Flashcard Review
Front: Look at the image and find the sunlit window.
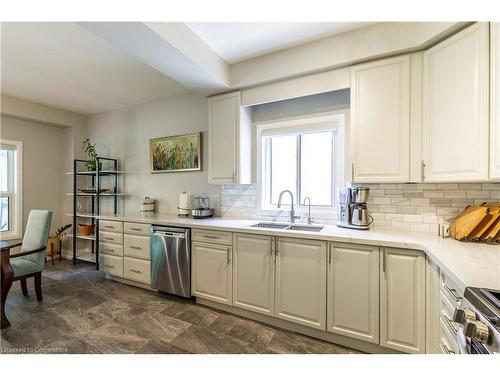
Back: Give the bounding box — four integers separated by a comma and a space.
0, 140, 22, 239
257, 113, 345, 213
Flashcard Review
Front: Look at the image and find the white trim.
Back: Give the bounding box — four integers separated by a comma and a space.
255, 111, 347, 220
0, 139, 23, 240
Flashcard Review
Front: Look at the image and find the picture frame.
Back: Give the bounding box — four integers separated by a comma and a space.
149, 132, 201, 173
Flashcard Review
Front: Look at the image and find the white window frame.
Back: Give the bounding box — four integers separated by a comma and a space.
255, 111, 347, 220
0, 139, 23, 240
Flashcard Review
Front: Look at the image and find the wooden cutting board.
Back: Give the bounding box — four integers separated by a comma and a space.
468, 206, 500, 240
481, 215, 500, 242
449, 205, 489, 240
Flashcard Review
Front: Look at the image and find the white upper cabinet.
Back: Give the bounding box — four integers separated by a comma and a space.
327, 243, 380, 344
350, 55, 410, 183
491, 23, 500, 180
275, 237, 327, 330
422, 23, 489, 182
208, 91, 253, 184
380, 248, 426, 354
232, 233, 275, 316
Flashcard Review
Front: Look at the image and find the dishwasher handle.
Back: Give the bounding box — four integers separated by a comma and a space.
153, 231, 186, 239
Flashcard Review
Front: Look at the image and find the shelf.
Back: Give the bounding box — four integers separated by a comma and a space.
66, 170, 126, 176
66, 192, 127, 196
68, 234, 96, 241
66, 213, 96, 218
76, 251, 96, 264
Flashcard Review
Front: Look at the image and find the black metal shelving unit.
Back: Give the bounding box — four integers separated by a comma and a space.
70, 157, 123, 269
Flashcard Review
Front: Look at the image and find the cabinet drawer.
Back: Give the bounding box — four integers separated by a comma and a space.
124, 257, 151, 285
124, 222, 151, 236
99, 220, 123, 233
440, 316, 459, 354
100, 254, 123, 277
192, 229, 232, 245
99, 231, 123, 245
124, 234, 150, 260
99, 242, 123, 257
440, 270, 463, 307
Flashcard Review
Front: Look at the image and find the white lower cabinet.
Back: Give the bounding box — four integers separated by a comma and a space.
275, 237, 327, 330
232, 233, 275, 316
192, 241, 232, 305
380, 248, 426, 354
124, 257, 151, 284
327, 243, 380, 344
100, 253, 123, 278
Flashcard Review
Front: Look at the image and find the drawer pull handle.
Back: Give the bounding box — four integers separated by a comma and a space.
130, 228, 142, 231
444, 284, 462, 303
104, 265, 115, 269
443, 314, 458, 335
130, 269, 142, 274
130, 246, 142, 250
104, 248, 115, 253
105, 237, 115, 241
442, 343, 455, 354
203, 235, 218, 239
103, 225, 114, 229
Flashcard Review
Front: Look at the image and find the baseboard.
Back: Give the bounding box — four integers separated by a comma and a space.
197, 298, 401, 354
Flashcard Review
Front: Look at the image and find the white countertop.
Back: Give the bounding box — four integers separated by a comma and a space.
97, 213, 500, 291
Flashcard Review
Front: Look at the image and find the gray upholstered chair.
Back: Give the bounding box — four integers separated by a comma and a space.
10, 210, 52, 301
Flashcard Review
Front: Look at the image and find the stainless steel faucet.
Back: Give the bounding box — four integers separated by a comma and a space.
277, 190, 300, 223
303, 196, 314, 224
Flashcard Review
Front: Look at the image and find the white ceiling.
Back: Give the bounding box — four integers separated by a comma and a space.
1, 22, 189, 115
186, 22, 373, 63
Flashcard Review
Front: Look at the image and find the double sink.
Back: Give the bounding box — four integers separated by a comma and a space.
251, 222, 324, 232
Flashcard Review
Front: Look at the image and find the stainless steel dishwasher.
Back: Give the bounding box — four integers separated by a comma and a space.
151, 226, 191, 297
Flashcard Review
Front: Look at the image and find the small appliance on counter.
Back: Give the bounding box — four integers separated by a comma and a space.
140, 196, 156, 217
337, 187, 373, 230
191, 193, 214, 219
177, 191, 190, 217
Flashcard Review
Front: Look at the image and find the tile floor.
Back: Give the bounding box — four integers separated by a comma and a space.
0, 259, 360, 354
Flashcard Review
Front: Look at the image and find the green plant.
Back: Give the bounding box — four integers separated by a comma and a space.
51, 224, 72, 238
82, 138, 98, 171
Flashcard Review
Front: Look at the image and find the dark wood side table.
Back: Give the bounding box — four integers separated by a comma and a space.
0, 241, 20, 329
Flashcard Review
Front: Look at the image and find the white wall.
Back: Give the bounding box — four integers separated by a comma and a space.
0, 116, 68, 235
87, 93, 220, 214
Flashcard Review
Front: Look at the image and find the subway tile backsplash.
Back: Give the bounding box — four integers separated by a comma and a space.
220, 182, 500, 233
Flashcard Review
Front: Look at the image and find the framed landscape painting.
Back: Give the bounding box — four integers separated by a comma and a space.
149, 133, 201, 173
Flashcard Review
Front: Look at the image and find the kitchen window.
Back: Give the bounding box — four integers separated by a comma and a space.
256, 112, 346, 215
0, 139, 23, 240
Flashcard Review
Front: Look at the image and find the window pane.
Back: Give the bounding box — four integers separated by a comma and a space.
0, 150, 8, 192
270, 135, 297, 205
0, 196, 9, 232
300, 131, 333, 206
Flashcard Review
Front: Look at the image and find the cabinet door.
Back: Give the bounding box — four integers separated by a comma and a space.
423, 22, 489, 182
233, 233, 275, 316
191, 241, 232, 305
327, 243, 379, 344
275, 238, 327, 330
208, 92, 239, 184
351, 55, 410, 182
491, 23, 500, 180
380, 248, 426, 354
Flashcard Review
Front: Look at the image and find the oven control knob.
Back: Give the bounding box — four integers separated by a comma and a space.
453, 308, 476, 324
464, 320, 489, 344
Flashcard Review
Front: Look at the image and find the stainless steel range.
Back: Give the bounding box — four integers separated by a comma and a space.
453, 287, 500, 354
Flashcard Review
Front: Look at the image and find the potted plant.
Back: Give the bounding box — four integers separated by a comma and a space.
47, 224, 72, 259
82, 138, 100, 171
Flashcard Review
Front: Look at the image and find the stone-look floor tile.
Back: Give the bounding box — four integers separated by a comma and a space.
266, 330, 359, 354
44, 337, 102, 354
126, 310, 192, 343
162, 301, 220, 328
134, 338, 190, 354
170, 326, 259, 354
83, 322, 151, 354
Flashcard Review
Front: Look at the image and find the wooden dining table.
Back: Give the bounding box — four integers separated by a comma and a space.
1, 240, 21, 329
